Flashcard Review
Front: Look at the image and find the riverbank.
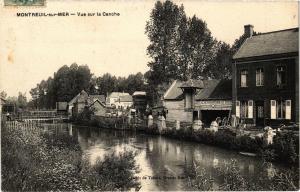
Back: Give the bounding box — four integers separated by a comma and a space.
74, 115, 299, 166
1, 122, 140, 191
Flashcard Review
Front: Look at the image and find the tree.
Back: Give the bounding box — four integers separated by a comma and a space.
185, 16, 216, 79
30, 63, 93, 109
0, 91, 7, 99
145, 0, 186, 85
96, 73, 117, 96
17, 92, 27, 109
203, 42, 233, 79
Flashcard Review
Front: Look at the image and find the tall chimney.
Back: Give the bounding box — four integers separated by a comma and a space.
244, 24, 254, 38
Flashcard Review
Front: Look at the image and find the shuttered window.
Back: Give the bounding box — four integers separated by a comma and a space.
277, 100, 286, 119
285, 100, 291, 120
236, 101, 240, 117
248, 100, 253, 118
270, 100, 276, 119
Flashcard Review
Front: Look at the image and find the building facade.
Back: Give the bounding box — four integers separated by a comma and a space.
69, 90, 106, 117
89, 100, 106, 116
106, 92, 131, 107
232, 25, 299, 127
132, 91, 147, 116
163, 79, 232, 125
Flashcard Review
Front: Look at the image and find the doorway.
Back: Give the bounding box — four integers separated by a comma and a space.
255, 101, 264, 127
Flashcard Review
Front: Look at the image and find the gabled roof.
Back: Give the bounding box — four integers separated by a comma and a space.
233, 28, 299, 60
68, 90, 105, 105
119, 95, 133, 102
195, 79, 232, 100
89, 99, 106, 108
163, 80, 185, 100
164, 79, 232, 101
88, 95, 106, 104
68, 93, 81, 105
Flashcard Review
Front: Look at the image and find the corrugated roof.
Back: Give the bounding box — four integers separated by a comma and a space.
119, 95, 133, 102
233, 28, 299, 59
164, 79, 232, 100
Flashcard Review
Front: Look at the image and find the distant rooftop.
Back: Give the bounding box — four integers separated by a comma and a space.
108, 92, 130, 98
133, 91, 146, 96
233, 27, 299, 60
119, 95, 133, 102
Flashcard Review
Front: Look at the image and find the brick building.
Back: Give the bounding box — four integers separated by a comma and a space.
232, 25, 299, 127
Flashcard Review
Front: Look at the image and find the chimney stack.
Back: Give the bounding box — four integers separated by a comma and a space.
244, 24, 254, 38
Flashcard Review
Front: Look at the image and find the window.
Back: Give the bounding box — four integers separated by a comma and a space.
277, 100, 286, 119
240, 70, 248, 87
240, 101, 248, 118
277, 66, 286, 86
256, 68, 264, 86
257, 106, 264, 118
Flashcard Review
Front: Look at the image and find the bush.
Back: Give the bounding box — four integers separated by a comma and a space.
1, 123, 140, 191
80, 151, 141, 191
271, 131, 299, 164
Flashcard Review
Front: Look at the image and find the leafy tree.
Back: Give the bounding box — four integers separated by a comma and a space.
204, 42, 233, 79
185, 16, 216, 79
0, 91, 7, 99
145, 0, 185, 85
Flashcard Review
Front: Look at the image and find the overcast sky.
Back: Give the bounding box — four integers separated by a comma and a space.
0, 0, 298, 98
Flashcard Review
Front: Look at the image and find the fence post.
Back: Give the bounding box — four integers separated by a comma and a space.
176, 120, 180, 131
148, 115, 153, 128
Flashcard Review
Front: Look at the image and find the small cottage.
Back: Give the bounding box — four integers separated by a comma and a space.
106, 92, 131, 107
163, 79, 232, 126
116, 95, 133, 110
68, 90, 106, 117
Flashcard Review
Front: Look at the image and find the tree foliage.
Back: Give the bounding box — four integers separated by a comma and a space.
30, 64, 146, 109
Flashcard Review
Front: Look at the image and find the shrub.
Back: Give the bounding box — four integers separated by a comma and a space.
80, 151, 141, 191
1, 123, 140, 191
271, 131, 299, 164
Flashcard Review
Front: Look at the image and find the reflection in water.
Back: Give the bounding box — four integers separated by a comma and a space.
42, 123, 288, 191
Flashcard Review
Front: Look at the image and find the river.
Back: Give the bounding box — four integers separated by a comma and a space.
42, 123, 290, 191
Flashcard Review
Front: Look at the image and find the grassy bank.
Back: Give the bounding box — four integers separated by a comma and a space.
185, 159, 299, 191
1, 122, 140, 191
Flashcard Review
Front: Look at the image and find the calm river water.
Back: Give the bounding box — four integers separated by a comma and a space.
43, 123, 290, 191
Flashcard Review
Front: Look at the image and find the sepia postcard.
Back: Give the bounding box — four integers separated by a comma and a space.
0, 0, 299, 191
